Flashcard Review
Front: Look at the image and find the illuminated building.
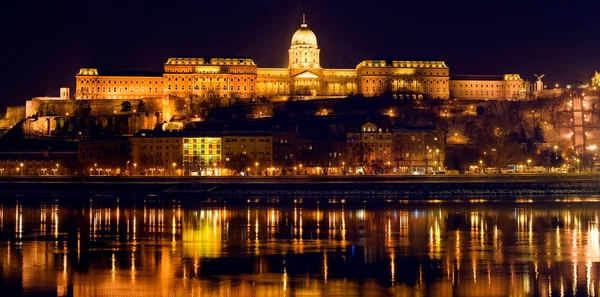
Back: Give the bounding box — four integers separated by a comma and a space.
129, 129, 272, 175
78, 138, 128, 172
346, 122, 393, 173
182, 135, 222, 175
392, 127, 445, 173
346, 122, 446, 174
73, 17, 525, 107
222, 132, 273, 173
450, 74, 526, 100
130, 130, 184, 174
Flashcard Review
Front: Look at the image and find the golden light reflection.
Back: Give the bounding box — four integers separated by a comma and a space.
323, 252, 328, 284
6, 204, 600, 296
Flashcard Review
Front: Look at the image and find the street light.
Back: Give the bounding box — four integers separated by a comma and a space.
133, 163, 137, 175
20, 163, 24, 176
56, 164, 59, 175
479, 160, 483, 174
255, 162, 259, 176
435, 148, 440, 171
527, 159, 532, 170
172, 162, 177, 176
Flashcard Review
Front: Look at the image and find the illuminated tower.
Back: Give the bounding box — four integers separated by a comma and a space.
288, 14, 320, 70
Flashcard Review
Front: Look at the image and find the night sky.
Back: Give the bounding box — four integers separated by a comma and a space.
1, 0, 599, 109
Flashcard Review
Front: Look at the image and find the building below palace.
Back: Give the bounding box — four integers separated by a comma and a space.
72, 18, 526, 106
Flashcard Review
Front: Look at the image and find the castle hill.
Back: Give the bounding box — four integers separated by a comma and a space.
4, 3, 600, 297
0, 17, 599, 194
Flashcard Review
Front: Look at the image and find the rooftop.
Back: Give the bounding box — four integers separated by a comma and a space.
450, 75, 505, 81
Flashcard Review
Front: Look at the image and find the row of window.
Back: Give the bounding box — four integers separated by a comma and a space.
224, 138, 271, 143
361, 71, 447, 76
80, 79, 163, 85
351, 143, 392, 148
184, 150, 221, 155
167, 77, 255, 83
168, 84, 253, 91
139, 151, 170, 157
166, 68, 256, 74
138, 145, 179, 150
183, 138, 221, 144
183, 144, 220, 149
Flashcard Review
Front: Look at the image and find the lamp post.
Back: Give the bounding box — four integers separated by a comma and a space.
293, 166, 297, 176
56, 164, 60, 176
386, 161, 390, 174
479, 160, 483, 174
255, 162, 259, 176
435, 149, 440, 172
527, 159, 532, 170
133, 163, 137, 176
341, 161, 345, 175
172, 162, 177, 176
553, 145, 558, 161
299, 164, 303, 176
20, 163, 24, 176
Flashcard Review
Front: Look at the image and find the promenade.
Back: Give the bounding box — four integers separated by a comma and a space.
0, 174, 599, 197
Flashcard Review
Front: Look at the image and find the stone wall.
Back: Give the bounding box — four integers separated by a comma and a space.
22, 113, 163, 137
29, 98, 164, 118
0, 106, 26, 131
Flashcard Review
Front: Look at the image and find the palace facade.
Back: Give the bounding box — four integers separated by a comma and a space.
74, 19, 526, 102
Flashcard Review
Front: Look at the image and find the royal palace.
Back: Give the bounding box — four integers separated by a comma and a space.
74, 18, 526, 102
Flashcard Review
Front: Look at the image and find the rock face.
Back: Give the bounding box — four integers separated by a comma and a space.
0, 106, 26, 135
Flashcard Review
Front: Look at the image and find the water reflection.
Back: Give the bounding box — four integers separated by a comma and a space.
0, 199, 600, 296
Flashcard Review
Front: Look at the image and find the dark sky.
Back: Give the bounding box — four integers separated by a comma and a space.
1, 0, 599, 109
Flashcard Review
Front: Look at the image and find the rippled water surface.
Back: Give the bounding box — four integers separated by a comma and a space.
1, 196, 600, 296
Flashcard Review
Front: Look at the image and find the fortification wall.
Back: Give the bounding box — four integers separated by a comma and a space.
0, 106, 26, 129
29, 98, 164, 118
21, 113, 163, 137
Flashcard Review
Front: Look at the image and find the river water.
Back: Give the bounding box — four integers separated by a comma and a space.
1, 196, 600, 296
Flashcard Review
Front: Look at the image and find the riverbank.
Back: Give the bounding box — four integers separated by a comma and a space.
0, 174, 599, 197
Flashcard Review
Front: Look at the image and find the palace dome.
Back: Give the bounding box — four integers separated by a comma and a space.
291, 23, 318, 46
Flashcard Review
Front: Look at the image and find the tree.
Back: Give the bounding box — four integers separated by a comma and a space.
371, 159, 385, 175
137, 100, 148, 113
533, 125, 545, 143
207, 95, 221, 109
539, 96, 569, 136
225, 154, 253, 175
473, 117, 523, 173
121, 101, 132, 113
75, 100, 92, 116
